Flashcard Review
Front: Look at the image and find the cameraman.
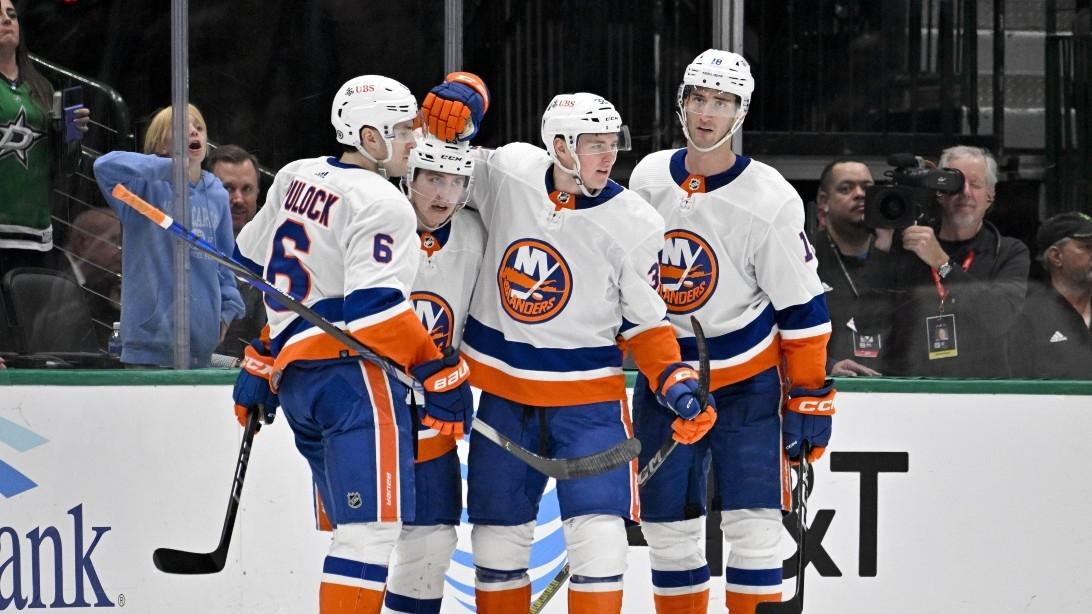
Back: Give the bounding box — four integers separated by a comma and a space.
878, 146, 1029, 377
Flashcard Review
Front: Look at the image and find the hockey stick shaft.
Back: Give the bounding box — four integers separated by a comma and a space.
110, 184, 635, 482
153, 408, 260, 574
531, 317, 711, 611
756, 442, 810, 613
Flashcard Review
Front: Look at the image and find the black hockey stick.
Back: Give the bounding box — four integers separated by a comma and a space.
756, 442, 812, 614
110, 184, 638, 481
530, 317, 711, 613
153, 408, 261, 574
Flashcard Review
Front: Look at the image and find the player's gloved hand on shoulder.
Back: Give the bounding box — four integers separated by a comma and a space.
410, 347, 474, 438
782, 379, 836, 463
232, 339, 279, 427
422, 71, 490, 142
655, 362, 717, 444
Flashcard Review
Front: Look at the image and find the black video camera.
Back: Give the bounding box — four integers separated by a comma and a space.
864, 154, 964, 229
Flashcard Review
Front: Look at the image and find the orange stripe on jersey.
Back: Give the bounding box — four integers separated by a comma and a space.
273, 330, 357, 376
416, 433, 457, 463
319, 582, 383, 613
475, 585, 531, 614
780, 332, 830, 390
353, 309, 443, 371
464, 354, 626, 407
726, 590, 780, 614
709, 338, 783, 392
620, 324, 683, 391
568, 588, 623, 614
361, 361, 400, 522
621, 398, 641, 523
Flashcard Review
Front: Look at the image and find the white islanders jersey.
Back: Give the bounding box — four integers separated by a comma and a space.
463, 142, 669, 407
629, 149, 831, 391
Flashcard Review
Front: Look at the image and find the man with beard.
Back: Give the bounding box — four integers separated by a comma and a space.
812, 159, 891, 376
878, 145, 1029, 377
1007, 212, 1092, 378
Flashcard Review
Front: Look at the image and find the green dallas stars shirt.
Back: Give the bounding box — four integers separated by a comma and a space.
0, 80, 52, 251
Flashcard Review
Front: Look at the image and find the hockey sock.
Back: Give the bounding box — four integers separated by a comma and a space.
474, 566, 531, 614
651, 565, 711, 614
568, 574, 624, 614
724, 566, 781, 614
319, 556, 387, 614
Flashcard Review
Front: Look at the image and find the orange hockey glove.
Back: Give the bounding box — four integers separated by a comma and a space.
421, 71, 490, 142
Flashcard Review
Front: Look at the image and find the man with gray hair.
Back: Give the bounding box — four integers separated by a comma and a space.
878, 145, 1030, 377
1007, 212, 1092, 378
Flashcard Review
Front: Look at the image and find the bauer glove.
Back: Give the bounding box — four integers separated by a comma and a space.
655, 362, 717, 444
422, 71, 490, 142
782, 379, 836, 463
409, 347, 474, 438
232, 339, 279, 427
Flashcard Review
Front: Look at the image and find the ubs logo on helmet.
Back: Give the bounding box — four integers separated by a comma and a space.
412, 291, 455, 349
659, 229, 718, 314
498, 239, 572, 324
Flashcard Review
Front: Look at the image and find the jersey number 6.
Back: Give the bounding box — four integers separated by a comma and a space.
265, 220, 313, 311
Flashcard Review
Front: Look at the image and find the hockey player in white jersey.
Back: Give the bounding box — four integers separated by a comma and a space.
422, 73, 716, 614
380, 136, 486, 614
628, 50, 836, 614
230, 75, 474, 614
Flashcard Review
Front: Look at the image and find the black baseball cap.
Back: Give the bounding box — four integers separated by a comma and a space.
1037, 212, 1092, 254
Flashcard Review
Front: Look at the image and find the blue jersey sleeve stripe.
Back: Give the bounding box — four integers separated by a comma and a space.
344, 287, 406, 323
774, 294, 831, 332
233, 245, 263, 277
678, 304, 776, 362
464, 317, 623, 372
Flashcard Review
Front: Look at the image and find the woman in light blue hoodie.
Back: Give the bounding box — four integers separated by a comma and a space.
94, 104, 244, 367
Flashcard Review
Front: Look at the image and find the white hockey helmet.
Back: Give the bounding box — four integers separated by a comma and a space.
330, 75, 418, 175
404, 135, 475, 230
540, 93, 631, 196
676, 49, 754, 151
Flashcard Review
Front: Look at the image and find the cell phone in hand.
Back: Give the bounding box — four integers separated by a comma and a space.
60, 86, 84, 143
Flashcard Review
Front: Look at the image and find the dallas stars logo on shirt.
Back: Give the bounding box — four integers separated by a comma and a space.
0, 107, 47, 169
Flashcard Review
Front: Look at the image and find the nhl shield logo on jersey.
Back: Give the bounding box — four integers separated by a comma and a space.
412, 291, 455, 349
498, 239, 572, 324
660, 229, 718, 313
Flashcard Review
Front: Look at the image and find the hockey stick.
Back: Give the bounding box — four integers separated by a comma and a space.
110, 184, 638, 481
756, 442, 811, 614
529, 317, 710, 613
153, 408, 260, 574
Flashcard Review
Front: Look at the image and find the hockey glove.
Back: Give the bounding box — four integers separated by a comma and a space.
232, 339, 279, 427
422, 71, 490, 142
656, 362, 718, 444
409, 347, 474, 438
782, 379, 836, 463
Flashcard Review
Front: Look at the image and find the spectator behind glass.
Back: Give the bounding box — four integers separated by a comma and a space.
207, 144, 265, 359
44, 207, 121, 350
0, 0, 90, 277
812, 159, 895, 377
877, 146, 1029, 377
93, 104, 244, 368
1007, 213, 1092, 379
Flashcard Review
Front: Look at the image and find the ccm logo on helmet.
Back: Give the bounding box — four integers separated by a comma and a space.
427, 359, 470, 392
796, 399, 835, 413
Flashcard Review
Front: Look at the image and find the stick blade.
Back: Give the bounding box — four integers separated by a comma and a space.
153, 546, 227, 575
756, 593, 803, 614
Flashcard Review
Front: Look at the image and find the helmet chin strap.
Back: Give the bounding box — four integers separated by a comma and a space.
553, 143, 602, 198
355, 133, 396, 179
676, 109, 742, 153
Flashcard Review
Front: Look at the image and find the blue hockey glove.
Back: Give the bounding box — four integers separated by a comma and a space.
410, 347, 474, 438
421, 71, 490, 142
783, 379, 836, 463
233, 339, 279, 427
656, 362, 718, 444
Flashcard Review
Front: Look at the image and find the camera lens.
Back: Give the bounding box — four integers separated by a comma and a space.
879, 194, 907, 221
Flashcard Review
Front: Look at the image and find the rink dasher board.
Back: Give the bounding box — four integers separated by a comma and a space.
0, 378, 1090, 613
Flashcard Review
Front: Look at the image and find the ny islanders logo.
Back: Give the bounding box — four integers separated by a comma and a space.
498, 239, 572, 323
660, 229, 718, 313
412, 291, 454, 349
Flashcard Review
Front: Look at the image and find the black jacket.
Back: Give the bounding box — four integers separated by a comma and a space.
1007, 282, 1092, 379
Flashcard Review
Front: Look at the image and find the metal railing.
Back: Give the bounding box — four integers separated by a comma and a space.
1045, 35, 1092, 216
